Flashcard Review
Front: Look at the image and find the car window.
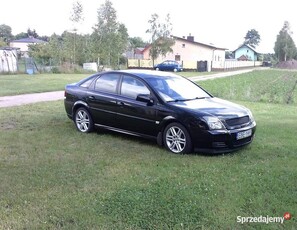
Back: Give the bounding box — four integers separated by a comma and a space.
120, 76, 150, 99
95, 74, 120, 94
80, 78, 94, 88
147, 75, 210, 102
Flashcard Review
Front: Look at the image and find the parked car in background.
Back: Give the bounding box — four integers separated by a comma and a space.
154, 60, 183, 72
64, 70, 256, 154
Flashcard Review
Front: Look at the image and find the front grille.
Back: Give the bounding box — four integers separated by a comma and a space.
233, 136, 253, 147
212, 142, 228, 148
225, 116, 250, 127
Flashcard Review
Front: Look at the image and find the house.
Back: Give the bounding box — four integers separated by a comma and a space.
10, 37, 46, 57
141, 34, 227, 70
233, 44, 258, 61
125, 47, 145, 59
0, 47, 19, 73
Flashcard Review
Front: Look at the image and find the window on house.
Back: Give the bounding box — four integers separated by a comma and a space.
175, 55, 181, 61
182, 44, 185, 48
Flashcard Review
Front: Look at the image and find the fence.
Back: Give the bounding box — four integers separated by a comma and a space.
212, 60, 263, 71
128, 59, 263, 72
127, 59, 208, 71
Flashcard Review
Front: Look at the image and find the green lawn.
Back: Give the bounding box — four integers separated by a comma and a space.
0, 69, 296, 229
0, 71, 213, 97
0, 74, 88, 96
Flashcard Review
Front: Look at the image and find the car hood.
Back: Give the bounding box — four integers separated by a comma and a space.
169, 97, 249, 119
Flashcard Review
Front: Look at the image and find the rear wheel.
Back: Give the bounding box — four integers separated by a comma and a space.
173, 68, 178, 72
163, 122, 192, 154
74, 107, 94, 133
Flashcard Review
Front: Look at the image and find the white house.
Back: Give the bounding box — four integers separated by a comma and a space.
142, 35, 227, 70
10, 37, 46, 57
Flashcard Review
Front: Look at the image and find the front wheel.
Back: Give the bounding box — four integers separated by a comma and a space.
163, 122, 192, 154
74, 107, 94, 133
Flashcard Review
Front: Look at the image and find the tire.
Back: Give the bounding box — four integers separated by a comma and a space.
163, 122, 192, 154
74, 107, 94, 133
173, 68, 178, 72
156, 67, 160, 71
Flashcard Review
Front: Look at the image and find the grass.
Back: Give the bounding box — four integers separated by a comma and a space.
0, 69, 297, 229
197, 69, 297, 105
0, 71, 214, 97
0, 74, 89, 96
179, 71, 214, 78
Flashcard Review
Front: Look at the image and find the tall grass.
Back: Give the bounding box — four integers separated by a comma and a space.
198, 69, 297, 105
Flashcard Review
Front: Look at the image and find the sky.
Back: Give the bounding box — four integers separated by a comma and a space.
1, 0, 297, 53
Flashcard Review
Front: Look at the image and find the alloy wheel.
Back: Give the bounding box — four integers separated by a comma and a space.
75, 108, 92, 133
165, 126, 187, 153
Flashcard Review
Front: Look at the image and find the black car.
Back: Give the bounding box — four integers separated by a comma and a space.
64, 70, 256, 154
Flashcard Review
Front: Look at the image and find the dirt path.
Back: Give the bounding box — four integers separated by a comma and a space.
0, 91, 64, 108
188, 68, 255, 81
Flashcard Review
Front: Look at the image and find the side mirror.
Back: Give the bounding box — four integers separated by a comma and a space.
136, 94, 154, 105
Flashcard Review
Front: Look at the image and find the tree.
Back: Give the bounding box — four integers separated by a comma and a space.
14, 32, 29, 40
28, 42, 51, 65
47, 33, 64, 65
27, 28, 39, 38
0, 38, 7, 47
15, 29, 47, 41
0, 24, 13, 43
92, 0, 128, 67
274, 21, 297, 61
129, 37, 146, 49
113, 23, 129, 67
146, 13, 175, 64
70, 1, 84, 24
244, 29, 261, 48
69, 1, 84, 65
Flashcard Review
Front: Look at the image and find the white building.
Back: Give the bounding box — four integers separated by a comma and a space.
10, 37, 46, 57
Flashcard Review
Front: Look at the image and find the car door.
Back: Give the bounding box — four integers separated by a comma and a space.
86, 73, 120, 127
116, 75, 160, 137
163, 61, 170, 71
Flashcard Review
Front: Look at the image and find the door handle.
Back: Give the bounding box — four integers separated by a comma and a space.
88, 96, 95, 100
117, 101, 125, 106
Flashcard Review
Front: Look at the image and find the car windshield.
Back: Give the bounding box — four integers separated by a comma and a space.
147, 75, 211, 102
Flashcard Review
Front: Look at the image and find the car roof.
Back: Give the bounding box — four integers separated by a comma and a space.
104, 69, 180, 80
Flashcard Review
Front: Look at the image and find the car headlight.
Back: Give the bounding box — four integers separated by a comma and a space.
203, 116, 225, 130
247, 110, 255, 123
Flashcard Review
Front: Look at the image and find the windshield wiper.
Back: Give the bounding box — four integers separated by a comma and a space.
167, 97, 208, 102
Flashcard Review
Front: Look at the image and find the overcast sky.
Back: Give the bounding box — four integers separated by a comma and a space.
1, 0, 296, 53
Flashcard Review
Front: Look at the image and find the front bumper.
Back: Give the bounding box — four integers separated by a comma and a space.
192, 122, 256, 154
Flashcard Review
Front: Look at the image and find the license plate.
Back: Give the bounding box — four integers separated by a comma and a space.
236, 129, 252, 140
